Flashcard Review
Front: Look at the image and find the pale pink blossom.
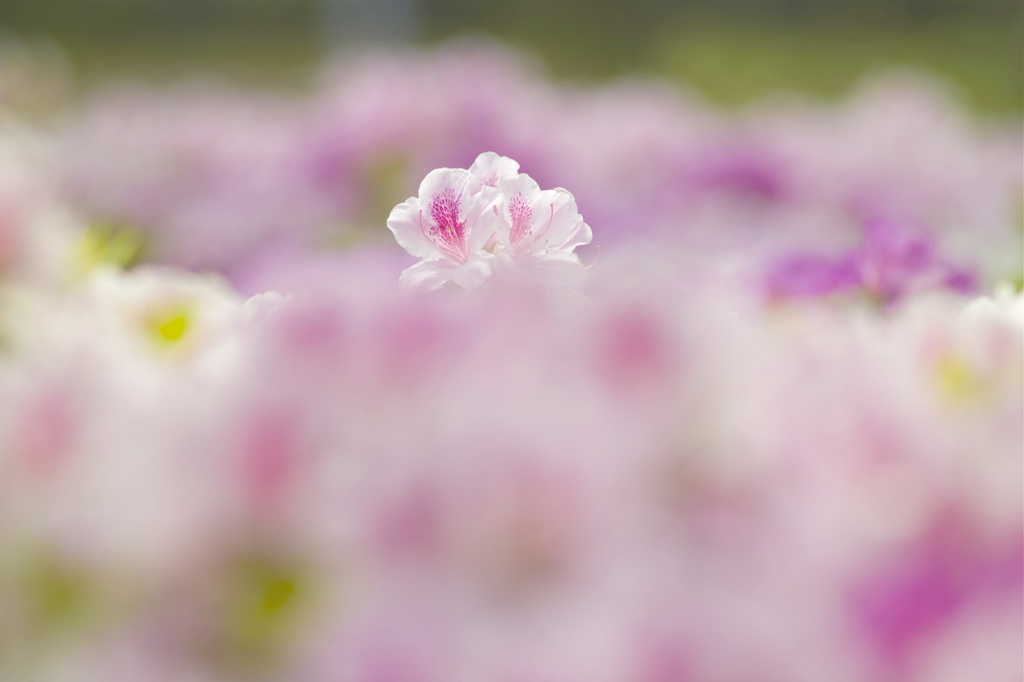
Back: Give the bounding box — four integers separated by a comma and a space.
492, 170, 593, 288
387, 167, 501, 292
389, 153, 593, 292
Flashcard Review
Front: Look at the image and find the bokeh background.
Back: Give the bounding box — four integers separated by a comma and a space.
0, 3, 1021, 681
1, 0, 1021, 112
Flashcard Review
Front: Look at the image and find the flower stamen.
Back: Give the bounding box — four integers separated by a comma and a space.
532, 204, 555, 248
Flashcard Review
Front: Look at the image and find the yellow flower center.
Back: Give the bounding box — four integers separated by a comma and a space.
147, 306, 193, 347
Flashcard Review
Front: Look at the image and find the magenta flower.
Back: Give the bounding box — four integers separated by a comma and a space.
765, 217, 976, 303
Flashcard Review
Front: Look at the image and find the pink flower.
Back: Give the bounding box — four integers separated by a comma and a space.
764, 217, 976, 304
389, 152, 594, 293
492, 170, 593, 288
387, 167, 501, 292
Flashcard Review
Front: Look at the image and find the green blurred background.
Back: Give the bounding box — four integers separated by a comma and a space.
0, 0, 1020, 113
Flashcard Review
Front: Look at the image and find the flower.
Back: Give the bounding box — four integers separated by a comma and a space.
492, 170, 593, 288
388, 152, 593, 292
387, 166, 500, 293
764, 217, 975, 304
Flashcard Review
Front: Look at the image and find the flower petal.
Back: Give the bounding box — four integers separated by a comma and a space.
464, 185, 501, 255
540, 188, 591, 252
387, 197, 445, 261
398, 259, 457, 293
530, 251, 588, 288
557, 218, 593, 253
496, 173, 544, 252
417, 167, 478, 207
469, 152, 521, 187
451, 254, 495, 290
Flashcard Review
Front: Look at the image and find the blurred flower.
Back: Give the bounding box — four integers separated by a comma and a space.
0, 40, 1019, 682
765, 217, 976, 304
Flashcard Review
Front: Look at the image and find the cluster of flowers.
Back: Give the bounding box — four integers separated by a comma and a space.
388, 152, 591, 292
0, 42, 1021, 682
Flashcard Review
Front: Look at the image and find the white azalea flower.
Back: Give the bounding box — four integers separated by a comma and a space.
387, 167, 501, 293
492, 171, 593, 288
387, 152, 593, 292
